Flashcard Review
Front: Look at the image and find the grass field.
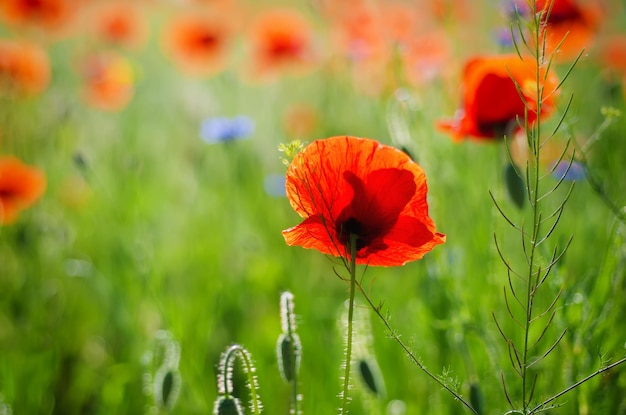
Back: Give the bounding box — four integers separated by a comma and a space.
1, 1, 626, 414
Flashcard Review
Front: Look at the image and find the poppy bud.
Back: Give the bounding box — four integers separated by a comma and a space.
469, 381, 484, 414
358, 358, 384, 397
504, 162, 526, 209
153, 366, 181, 410
213, 396, 244, 415
277, 332, 301, 382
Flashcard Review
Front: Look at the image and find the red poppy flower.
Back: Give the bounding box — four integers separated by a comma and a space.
163, 10, 232, 77
0, 0, 78, 34
79, 51, 134, 111
282, 136, 445, 266
437, 54, 559, 142
282, 103, 319, 139
247, 8, 315, 79
88, 2, 148, 50
0, 156, 46, 225
401, 30, 451, 87
0, 39, 51, 96
537, 0, 602, 60
599, 35, 626, 74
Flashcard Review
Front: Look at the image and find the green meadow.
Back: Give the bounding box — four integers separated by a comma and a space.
1, 1, 626, 414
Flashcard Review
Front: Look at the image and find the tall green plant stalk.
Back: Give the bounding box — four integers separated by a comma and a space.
490, 2, 626, 412
493, 1, 590, 412
340, 233, 358, 415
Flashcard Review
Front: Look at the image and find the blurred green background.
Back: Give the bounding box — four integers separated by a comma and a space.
1, 0, 626, 414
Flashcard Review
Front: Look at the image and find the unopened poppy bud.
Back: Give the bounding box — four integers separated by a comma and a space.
153, 366, 181, 410
504, 163, 526, 209
469, 381, 484, 414
277, 332, 301, 382
358, 359, 384, 397
213, 396, 244, 415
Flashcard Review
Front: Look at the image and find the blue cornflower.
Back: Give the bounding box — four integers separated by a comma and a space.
263, 174, 286, 197
552, 160, 586, 182
200, 115, 255, 144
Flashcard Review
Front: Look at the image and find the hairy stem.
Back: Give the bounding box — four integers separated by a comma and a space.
355, 280, 479, 415
531, 356, 626, 412
340, 233, 358, 414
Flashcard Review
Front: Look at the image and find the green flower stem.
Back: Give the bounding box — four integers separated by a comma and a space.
354, 280, 479, 415
287, 327, 300, 414
340, 233, 358, 414
292, 371, 299, 415
521, 8, 545, 411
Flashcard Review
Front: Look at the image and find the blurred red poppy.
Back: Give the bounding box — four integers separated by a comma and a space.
0, 0, 78, 33
282, 136, 445, 266
79, 51, 134, 111
438, 54, 559, 142
282, 103, 319, 139
0, 156, 46, 225
163, 10, 232, 77
247, 8, 315, 79
537, 0, 602, 60
597, 34, 626, 98
0, 39, 51, 96
401, 30, 451, 87
88, 2, 148, 50
600, 35, 626, 74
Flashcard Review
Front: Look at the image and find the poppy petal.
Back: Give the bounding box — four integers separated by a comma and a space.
283, 136, 444, 267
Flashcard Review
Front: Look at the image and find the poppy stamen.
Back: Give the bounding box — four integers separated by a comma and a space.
338, 218, 367, 251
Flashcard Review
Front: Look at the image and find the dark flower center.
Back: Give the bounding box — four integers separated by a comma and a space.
267, 37, 303, 59
193, 30, 220, 52
337, 217, 367, 251
0, 188, 16, 200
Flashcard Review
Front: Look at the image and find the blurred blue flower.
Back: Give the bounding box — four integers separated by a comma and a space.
495, 1, 530, 48
502, 0, 530, 19
264, 174, 286, 197
200, 115, 255, 144
552, 160, 586, 182
494, 28, 517, 48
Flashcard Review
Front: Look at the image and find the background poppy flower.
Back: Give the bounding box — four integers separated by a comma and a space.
79, 51, 134, 111
0, 156, 46, 225
0, 39, 51, 96
0, 0, 78, 35
247, 8, 315, 79
282, 136, 445, 267
438, 54, 559, 142
536, 0, 602, 60
163, 10, 232, 77
87, 2, 148, 50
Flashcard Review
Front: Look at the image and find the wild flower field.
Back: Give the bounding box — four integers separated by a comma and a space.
1, 0, 626, 414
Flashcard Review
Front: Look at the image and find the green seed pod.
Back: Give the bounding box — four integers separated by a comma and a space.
214, 396, 244, 415
469, 381, 484, 414
153, 366, 181, 410
277, 333, 301, 383
504, 163, 526, 209
358, 359, 382, 397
